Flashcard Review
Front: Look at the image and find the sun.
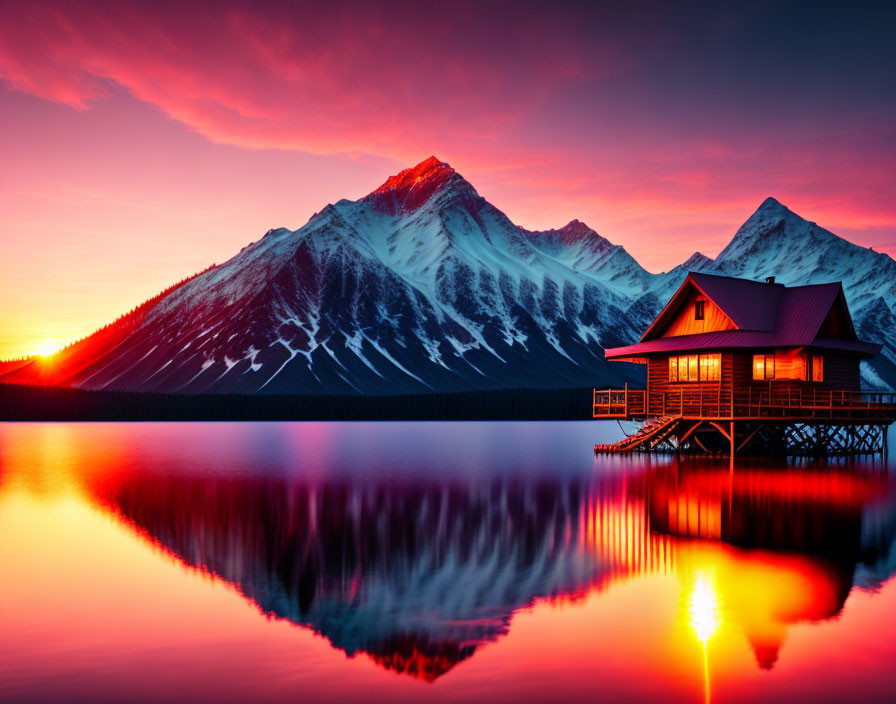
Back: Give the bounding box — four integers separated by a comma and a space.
35, 339, 61, 358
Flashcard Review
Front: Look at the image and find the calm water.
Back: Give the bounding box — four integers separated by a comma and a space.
1, 422, 895, 704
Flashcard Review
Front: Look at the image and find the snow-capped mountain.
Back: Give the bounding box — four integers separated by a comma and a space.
524, 219, 653, 297
2, 161, 895, 393
677, 197, 896, 387
1, 158, 646, 394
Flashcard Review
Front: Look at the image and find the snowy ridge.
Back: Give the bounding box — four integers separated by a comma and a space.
677, 197, 896, 388
3, 165, 895, 393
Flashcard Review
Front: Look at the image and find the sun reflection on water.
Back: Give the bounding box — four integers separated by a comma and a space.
689, 571, 719, 644
688, 570, 719, 704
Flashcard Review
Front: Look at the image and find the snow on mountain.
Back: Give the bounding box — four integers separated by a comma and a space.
681, 197, 896, 388
670, 251, 715, 276
3, 166, 895, 394
524, 219, 653, 297
1, 158, 645, 394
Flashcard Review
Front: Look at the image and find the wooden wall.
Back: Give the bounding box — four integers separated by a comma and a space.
823, 355, 861, 390
646, 353, 732, 417
657, 290, 736, 338
644, 350, 863, 417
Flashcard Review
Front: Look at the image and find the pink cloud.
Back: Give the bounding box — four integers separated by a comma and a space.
0, 1, 624, 159
0, 0, 893, 275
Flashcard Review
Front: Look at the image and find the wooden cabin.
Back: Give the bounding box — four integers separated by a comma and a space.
593, 272, 895, 455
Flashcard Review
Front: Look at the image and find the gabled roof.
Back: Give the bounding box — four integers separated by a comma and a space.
607, 272, 878, 359
641, 272, 785, 341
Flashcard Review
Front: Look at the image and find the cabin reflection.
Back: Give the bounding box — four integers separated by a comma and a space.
648, 459, 894, 669
84, 460, 896, 680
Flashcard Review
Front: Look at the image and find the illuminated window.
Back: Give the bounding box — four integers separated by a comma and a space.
811, 355, 823, 382
753, 354, 775, 380
694, 300, 705, 321
753, 355, 764, 380
688, 355, 698, 381
699, 353, 720, 381
669, 353, 721, 382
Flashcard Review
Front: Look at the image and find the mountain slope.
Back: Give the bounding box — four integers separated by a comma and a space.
3, 165, 895, 394
677, 197, 896, 387
1, 158, 645, 394
524, 219, 654, 298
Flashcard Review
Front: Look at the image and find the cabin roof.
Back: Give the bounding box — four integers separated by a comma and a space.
674, 272, 783, 333
606, 272, 879, 359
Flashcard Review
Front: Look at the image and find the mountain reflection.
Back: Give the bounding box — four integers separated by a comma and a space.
85, 459, 896, 681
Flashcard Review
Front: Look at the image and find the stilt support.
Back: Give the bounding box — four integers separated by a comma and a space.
596, 418, 893, 457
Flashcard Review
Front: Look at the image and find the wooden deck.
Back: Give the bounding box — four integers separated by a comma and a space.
593, 384, 896, 455
593, 384, 896, 423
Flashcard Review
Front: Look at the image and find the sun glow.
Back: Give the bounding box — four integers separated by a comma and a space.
35, 339, 61, 358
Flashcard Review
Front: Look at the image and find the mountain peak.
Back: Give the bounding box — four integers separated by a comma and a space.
733, 197, 794, 230
715, 196, 841, 270
362, 156, 477, 215
679, 251, 714, 271
528, 219, 605, 246
758, 196, 786, 212
556, 219, 597, 241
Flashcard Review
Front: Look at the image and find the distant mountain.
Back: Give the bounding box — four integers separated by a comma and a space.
524, 219, 653, 297
2, 160, 895, 392
676, 197, 896, 388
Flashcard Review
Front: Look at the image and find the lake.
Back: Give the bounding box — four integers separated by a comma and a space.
1, 421, 895, 703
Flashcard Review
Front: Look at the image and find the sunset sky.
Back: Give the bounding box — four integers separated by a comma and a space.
1, 0, 894, 359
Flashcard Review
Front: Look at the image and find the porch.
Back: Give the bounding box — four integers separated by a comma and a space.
592, 384, 896, 422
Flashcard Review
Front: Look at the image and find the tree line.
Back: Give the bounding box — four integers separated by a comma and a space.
0, 383, 594, 421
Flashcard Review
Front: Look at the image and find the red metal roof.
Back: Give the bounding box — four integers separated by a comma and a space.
607, 273, 878, 359
684, 272, 783, 331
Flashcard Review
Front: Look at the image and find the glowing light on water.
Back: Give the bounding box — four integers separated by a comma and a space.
689, 571, 719, 644
689, 570, 719, 704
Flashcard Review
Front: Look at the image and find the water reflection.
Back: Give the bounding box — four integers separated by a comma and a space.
88, 472, 659, 680
2, 423, 896, 702
78, 454, 896, 683
649, 461, 895, 674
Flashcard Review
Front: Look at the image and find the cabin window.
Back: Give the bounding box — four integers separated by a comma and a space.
694, 300, 705, 321
811, 355, 823, 382
699, 353, 721, 381
752, 354, 776, 380
669, 353, 720, 382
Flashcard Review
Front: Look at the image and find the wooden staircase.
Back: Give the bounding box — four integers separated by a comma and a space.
594, 415, 682, 454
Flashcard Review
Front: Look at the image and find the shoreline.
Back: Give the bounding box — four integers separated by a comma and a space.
0, 383, 594, 422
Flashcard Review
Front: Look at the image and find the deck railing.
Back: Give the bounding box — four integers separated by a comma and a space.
593, 385, 896, 421
592, 384, 646, 418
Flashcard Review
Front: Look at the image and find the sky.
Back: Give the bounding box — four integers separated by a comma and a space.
1, 0, 894, 359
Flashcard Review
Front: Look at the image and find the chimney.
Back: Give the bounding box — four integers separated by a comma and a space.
765, 276, 776, 284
